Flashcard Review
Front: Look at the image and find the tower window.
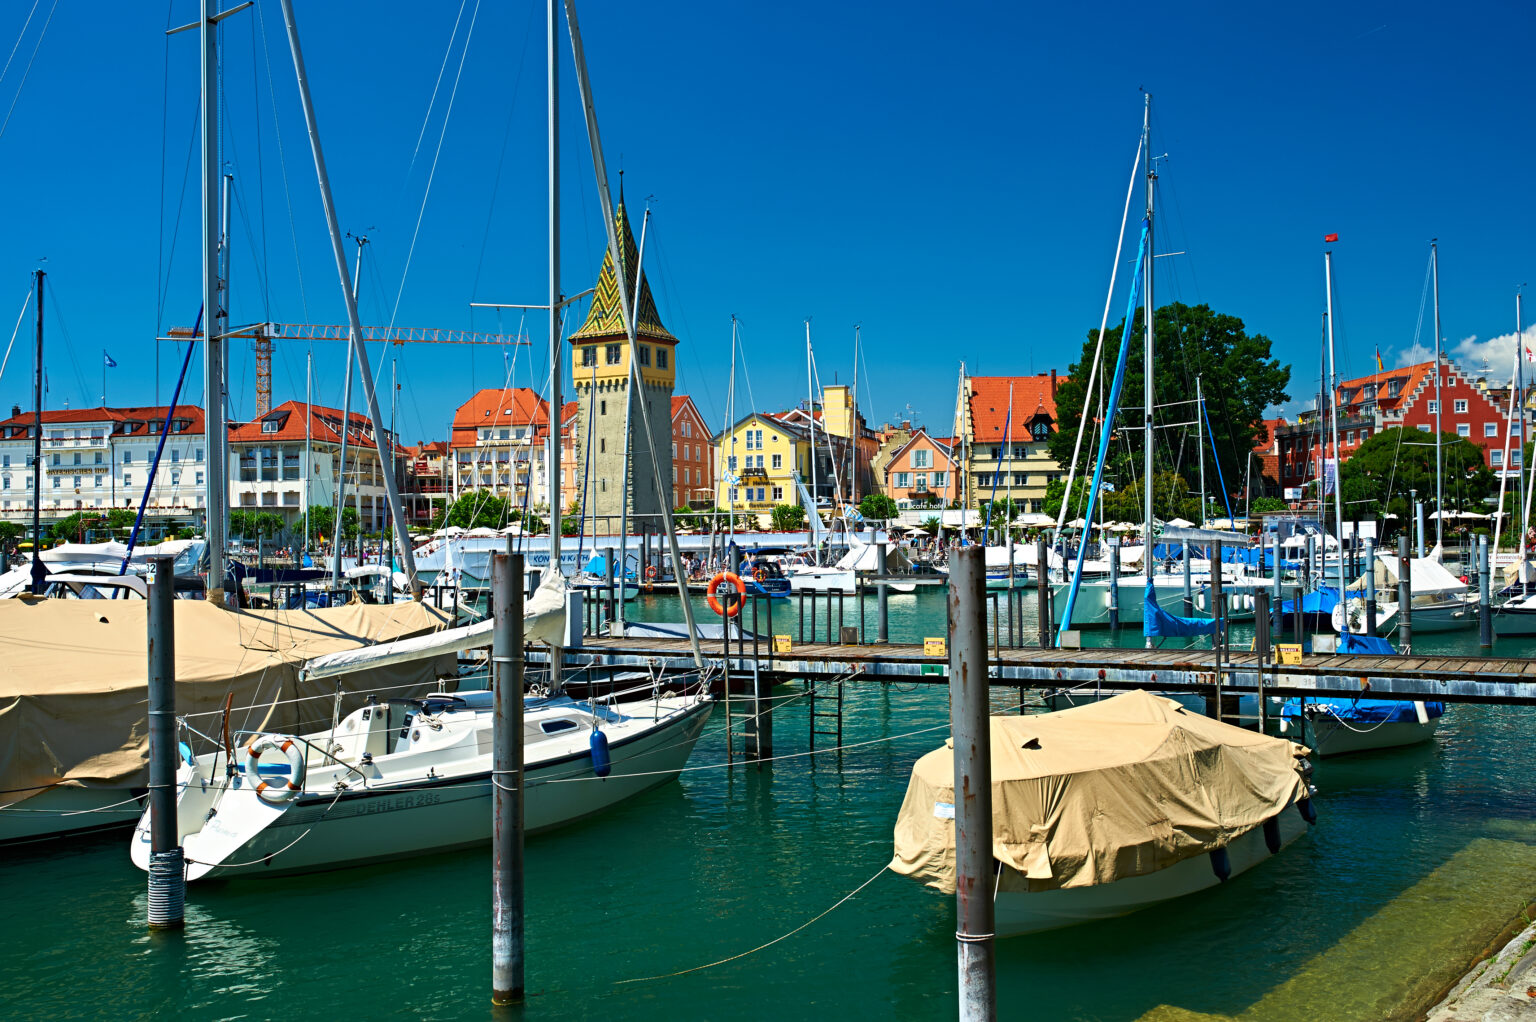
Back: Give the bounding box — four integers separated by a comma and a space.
656, 348, 668, 369
600, 438, 606, 453
581, 346, 597, 367
637, 345, 651, 367
600, 400, 607, 416
605, 344, 622, 365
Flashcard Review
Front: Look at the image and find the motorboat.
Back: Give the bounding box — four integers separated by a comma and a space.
891, 690, 1316, 936
1358, 553, 1478, 634
132, 686, 712, 879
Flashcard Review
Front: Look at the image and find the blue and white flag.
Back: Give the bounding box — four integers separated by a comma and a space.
103, 351, 117, 368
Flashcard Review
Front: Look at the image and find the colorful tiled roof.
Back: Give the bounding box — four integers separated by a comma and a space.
968, 374, 1060, 441
1335, 361, 1434, 415
0, 404, 205, 437
451, 388, 550, 433
228, 400, 399, 452
570, 202, 677, 344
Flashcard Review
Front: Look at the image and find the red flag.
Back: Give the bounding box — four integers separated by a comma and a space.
1324, 233, 1339, 243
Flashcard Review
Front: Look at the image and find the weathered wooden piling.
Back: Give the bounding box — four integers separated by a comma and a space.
491, 548, 526, 1005
146, 555, 184, 931
1036, 535, 1052, 648
877, 540, 890, 644
948, 546, 995, 1022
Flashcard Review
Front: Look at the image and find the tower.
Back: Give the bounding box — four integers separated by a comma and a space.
569, 201, 676, 531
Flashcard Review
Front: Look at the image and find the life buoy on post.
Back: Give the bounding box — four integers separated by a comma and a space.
644, 565, 658, 581
242, 734, 306, 804
707, 571, 746, 617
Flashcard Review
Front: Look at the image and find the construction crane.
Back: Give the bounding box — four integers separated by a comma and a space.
162, 322, 530, 416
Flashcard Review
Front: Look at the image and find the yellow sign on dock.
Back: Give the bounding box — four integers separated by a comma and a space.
924, 637, 947, 657
1275, 644, 1303, 665
772, 634, 792, 654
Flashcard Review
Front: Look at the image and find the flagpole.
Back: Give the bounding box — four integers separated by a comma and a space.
102, 350, 106, 407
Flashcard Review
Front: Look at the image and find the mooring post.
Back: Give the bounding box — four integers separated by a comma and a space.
1479, 534, 1492, 650
603, 545, 616, 631
1036, 535, 1051, 648
1107, 535, 1120, 630
1414, 495, 1425, 559
491, 546, 525, 1005
1364, 536, 1378, 637
1398, 535, 1413, 654
146, 554, 184, 931
877, 540, 890, 644
1182, 540, 1193, 615
1211, 541, 1225, 721
1255, 589, 1270, 735
947, 545, 996, 1022
1271, 534, 1283, 641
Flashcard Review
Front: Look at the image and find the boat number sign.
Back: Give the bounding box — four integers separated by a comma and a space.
923, 637, 946, 657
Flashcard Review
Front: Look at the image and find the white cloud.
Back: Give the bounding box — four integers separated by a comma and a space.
1398, 327, 1536, 386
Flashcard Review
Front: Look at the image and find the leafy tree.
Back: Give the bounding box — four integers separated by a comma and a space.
858, 493, 899, 521
770, 503, 807, 531
1338, 427, 1494, 520
1102, 470, 1189, 524
1049, 302, 1290, 509
561, 515, 581, 537
980, 496, 1022, 527
1250, 496, 1287, 514
922, 515, 943, 533
1042, 476, 1092, 520
439, 490, 510, 530
339, 506, 360, 541
306, 504, 335, 542
105, 508, 137, 531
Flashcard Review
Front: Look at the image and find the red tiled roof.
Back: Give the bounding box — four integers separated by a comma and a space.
0, 404, 205, 437
1336, 361, 1434, 415
228, 400, 399, 452
451, 388, 550, 432
968, 374, 1060, 441
1253, 417, 1287, 452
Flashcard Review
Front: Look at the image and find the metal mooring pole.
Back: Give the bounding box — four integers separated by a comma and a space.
1364, 537, 1377, 637
492, 546, 526, 1005
146, 554, 184, 930
948, 545, 996, 1021
1479, 535, 1492, 650
1398, 536, 1413, 655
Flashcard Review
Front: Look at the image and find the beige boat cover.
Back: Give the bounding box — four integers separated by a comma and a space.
890, 690, 1309, 894
0, 598, 454, 803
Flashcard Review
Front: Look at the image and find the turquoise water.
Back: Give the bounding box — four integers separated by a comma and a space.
4, 588, 1536, 1020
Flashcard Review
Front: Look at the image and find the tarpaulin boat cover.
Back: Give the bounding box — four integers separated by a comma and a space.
0, 599, 452, 804
889, 690, 1310, 894
1280, 632, 1445, 723
1142, 580, 1217, 638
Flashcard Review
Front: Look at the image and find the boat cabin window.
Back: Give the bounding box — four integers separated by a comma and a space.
541, 719, 580, 735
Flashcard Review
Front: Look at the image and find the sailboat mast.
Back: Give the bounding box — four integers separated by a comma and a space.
547, 0, 562, 582
201, 0, 226, 604
615, 204, 651, 632
331, 237, 364, 588
1196, 374, 1206, 526
1140, 94, 1155, 564
1432, 240, 1443, 549
725, 317, 737, 548
806, 320, 817, 519
1324, 248, 1347, 601
304, 349, 311, 555
1516, 291, 1527, 545
849, 325, 859, 512
28, 269, 44, 595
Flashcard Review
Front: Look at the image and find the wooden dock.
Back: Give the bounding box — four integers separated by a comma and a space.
548, 637, 1536, 706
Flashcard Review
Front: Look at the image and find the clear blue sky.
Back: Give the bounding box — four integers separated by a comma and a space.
1, 0, 1532, 446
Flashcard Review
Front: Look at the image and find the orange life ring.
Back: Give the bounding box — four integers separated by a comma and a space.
645, 565, 658, 580
706, 571, 746, 617
753, 564, 771, 582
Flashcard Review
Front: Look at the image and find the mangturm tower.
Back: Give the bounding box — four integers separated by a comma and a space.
569, 199, 676, 531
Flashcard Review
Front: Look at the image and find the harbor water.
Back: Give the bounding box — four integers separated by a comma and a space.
6, 587, 1536, 1020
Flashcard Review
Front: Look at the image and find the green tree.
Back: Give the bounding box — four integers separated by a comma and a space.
1338, 427, 1494, 520
858, 493, 899, 521
1042, 476, 1091, 520
770, 503, 807, 531
1049, 302, 1290, 508
922, 515, 943, 533
306, 504, 335, 543
1250, 496, 1287, 514
441, 490, 510, 530
1102, 470, 1189, 524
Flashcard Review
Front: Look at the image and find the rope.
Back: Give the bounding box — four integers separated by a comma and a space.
613, 862, 889, 984
0, 0, 56, 146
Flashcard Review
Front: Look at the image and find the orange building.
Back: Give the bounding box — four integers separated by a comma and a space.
883, 429, 959, 507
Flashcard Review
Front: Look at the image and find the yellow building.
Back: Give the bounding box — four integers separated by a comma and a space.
714, 413, 812, 524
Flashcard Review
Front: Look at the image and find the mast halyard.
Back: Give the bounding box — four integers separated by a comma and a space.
1519, 290, 1530, 561
805, 318, 817, 552
331, 236, 364, 588
1432, 240, 1443, 550
615, 203, 651, 632
546, 0, 564, 691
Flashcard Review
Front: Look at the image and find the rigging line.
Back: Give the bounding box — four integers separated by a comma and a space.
382, 0, 482, 346
0, 0, 52, 146
468, 0, 536, 305
41, 280, 92, 409
157, 101, 202, 336
613, 862, 890, 985
254, 0, 309, 322
0, 1, 39, 91
248, 10, 270, 318
0, 286, 32, 387
154, 0, 173, 332
403, 0, 469, 191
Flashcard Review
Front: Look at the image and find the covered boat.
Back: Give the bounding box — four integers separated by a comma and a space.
890, 690, 1315, 936
1279, 634, 1444, 755
0, 597, 456, 844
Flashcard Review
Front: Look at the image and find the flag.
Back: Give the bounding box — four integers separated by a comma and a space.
1375, 347, 1384, 371
1324, 233, 1339, 243
1526, 345, 1535, 364
103, 352, 117, 368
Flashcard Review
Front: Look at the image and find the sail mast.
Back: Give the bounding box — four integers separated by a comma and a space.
1432, 240, 1443, 549
1140, 94, 1155, 582
28, 269, 43, 595
1517, 291, 1528, 549
806, 320, 817, 527
1196, 374, 1206, 526
200, 0, 226, 604
1324, 246, 1347, 603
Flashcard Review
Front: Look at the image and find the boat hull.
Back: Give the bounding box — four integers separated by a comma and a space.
134, 697, 712, 879
992, 805, 1310, 937
1295, 711, 1440, 757
0, 785, 144, 845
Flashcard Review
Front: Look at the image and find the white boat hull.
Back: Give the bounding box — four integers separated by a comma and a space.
1493, 604, 1536, 636
0, 785, 144, 844
992, 804, 1311, 936
787, 568, 856, 594
1293, 711, 1440, 757
132, 695, 712, 879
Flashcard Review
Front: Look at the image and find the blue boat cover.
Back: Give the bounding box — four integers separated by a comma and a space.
1142, 579, 1217, 637
1280, 631, 1445, 723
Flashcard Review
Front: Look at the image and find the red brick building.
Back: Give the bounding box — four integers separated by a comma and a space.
671, 395, 714, 507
